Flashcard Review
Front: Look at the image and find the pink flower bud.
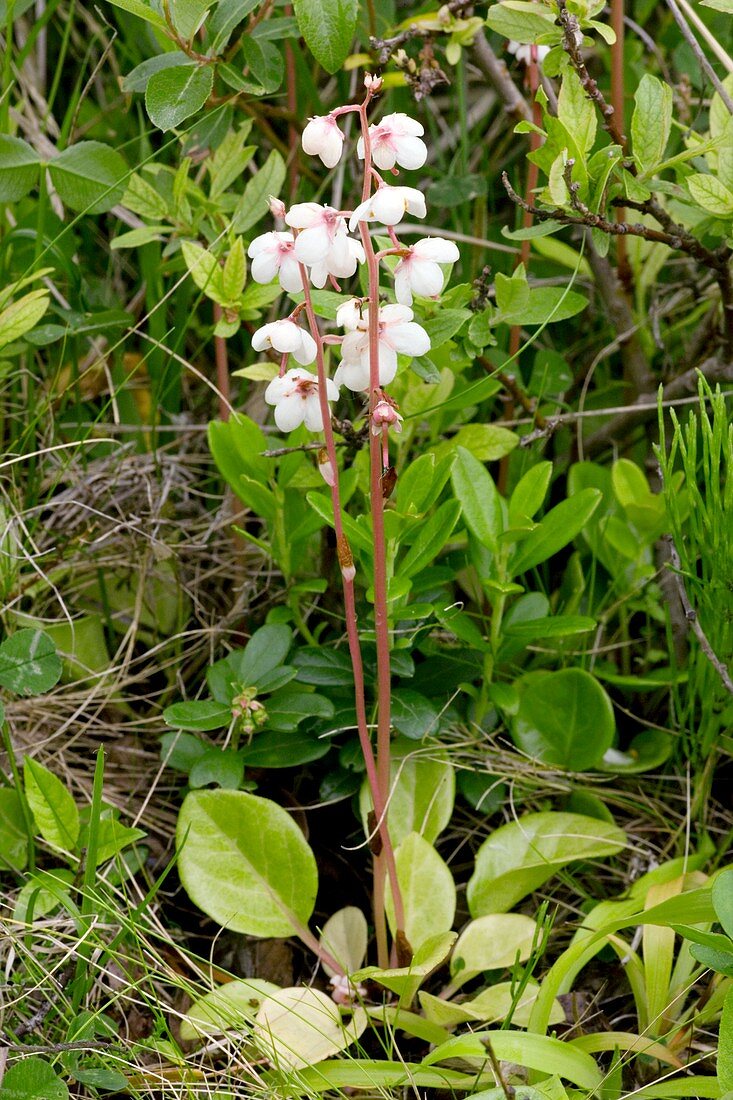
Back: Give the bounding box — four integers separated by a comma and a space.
268, 196, 287, 219
371, 399, 404, 435
318, 447, 336, 487
364, 72, 383, 93
341, 563, 356, 583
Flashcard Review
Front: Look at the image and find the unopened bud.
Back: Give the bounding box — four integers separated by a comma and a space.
371, 399, 403, 435
364, 72, 383, 94
318, 447, 335, 487
268, 195, 286, 219
337, 534, 356, 582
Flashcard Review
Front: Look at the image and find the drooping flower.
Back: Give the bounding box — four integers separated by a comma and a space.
252, 319, 317, 366
393, 237, 460, 305
310, 233, 366, 289
371, 398, 403, 435
285, 203, 350, 265
336, 297, 364, 331
357, 112, 427, 171
247, 231, 304, 293
301, 115, 345, 169
506, 40, 551, 66
349, 185, 426, 231
264, 368, 339, 432
334, 304, 430, 391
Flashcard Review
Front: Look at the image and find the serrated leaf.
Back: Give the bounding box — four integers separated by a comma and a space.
122, 171, 170, 219
106, 0, 166, 29
222, 238, 247, 299
687, 173, 733, 217
121, 51, 192, 93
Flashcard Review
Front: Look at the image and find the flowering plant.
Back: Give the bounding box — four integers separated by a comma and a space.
244, 76, 460, 969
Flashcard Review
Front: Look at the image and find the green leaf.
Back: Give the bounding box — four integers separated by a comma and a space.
428, 174, 487, 207
240, 36, 285, 94
467, 811, 626, 916
177, 789, 318, 936
385, 832, 456, 951
122, 170, 171, 218
512, 669, 615, 769
235, 624, 292, 686
0, 135, 41, 201
485, 1, 557, 43
449, 913, 538, 989
121, 51, 192, 93
399, 500, 460, 579
631, 74, 673, 175
391, 689, 440, 740
210, 0, 260, 50
500, 286, 588, 325
510, 488, 601, 574
503, 615, 596, 641
713, 869, 733, 940
293, 0, 359, 73
106, 0, 167, 28
0, 789, 29, 871
255, 987, 366, 1071
86, 818, 146, 864
180, 978, 279, 1040
14, 868, 74, 923
354, 931, 457, 1004
145, 64, 214, 131
0, 1057, 69, 1100
164, 699, 232, 731
720, 985, 733, 1091
241, 728, 331, 767
424, 1031, 602, 1090
422, 309, 471, 349
558, 69, 596, 154
0, 629, 61, 694
189, 747, 245, 789
276, 1057, 476, 1092
359, 740, 454, 847
24, 757, 80, 852
293, 646, 354, 687
265, 687, 334, 731
451, 424, 519, 462
0, 290, 50, 352
509, 461, 552, 523
320, 907, 368, 976
687, 173, 733, 218
452, 447, 503, 552
171, 0, 209, 37
49, 142, 128, 213
233, 149, 286, 233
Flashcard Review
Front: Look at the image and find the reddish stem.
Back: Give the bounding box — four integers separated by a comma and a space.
297, 260, 404, 966
212, 304, 230, 421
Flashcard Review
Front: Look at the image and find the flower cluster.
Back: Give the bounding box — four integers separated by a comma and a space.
246, 86, 459, 439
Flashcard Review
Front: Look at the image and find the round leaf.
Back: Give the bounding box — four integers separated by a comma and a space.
49, 142, 128, 213
164, 699, 232, 731
359, 740, 454, 847
177, 790, 318, 936
0, 1057, 69, 1100
319, 906, 368, 978
512, 669, 615, 770
0, 135, 41, 201
386, 832, 456, 951
467, 811, 626, 917
254, 987, 366, 1071
0, 628, 62, 695
145, 64, 214, 131
450, 914, 538, 988
180, 978, 280, 1041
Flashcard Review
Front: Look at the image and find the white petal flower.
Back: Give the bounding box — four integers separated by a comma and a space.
336, 298, 363, 331
357, 112, 427, 171
252, 319, 317, 366
506, 40, 551, 66
349, 185, 426, 231
393, 236, 460, 305
285, 203, 349, 265
334, 303, 430, 391
302, 115, 345, 169
265, 368, 339, 433
248, 231, 304, 293
309, 231, 365, 288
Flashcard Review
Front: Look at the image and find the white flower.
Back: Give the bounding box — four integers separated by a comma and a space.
349, 185, 426, 231
302, 115, 345, 169
334, 304, 430, 391
394, 237, 460, 305
357, 112, 427, 171
285, 203, 349, 265
265, 368, 339, 433
310, 232, 365, 289
252, 319, 317, 366
336, 297, 364, 331
507, 40, 551, 66
247, 231, 304, 293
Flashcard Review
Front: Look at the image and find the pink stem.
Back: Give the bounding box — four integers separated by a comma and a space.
355, 101, 406, 943
297, 260, 404, 964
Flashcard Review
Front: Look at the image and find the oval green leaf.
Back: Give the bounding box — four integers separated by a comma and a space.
49, 142, 128, 213
512, 669, 615, 770
145, 64, 214, 131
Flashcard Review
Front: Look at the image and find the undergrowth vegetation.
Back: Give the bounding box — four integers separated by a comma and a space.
0, 0, 732, 1097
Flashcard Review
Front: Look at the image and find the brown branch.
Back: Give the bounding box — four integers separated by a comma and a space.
557, 0, 627, 150
662, 533, 733, 696
370, 0, 475, 65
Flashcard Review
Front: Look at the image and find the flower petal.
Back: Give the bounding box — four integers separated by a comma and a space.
292, 329, 318, 365
395, 135, 427, 170
285, 202, 322, 229
293, 225, 332, 264
388, 320, 431, 357
250, 252, 279, 285
413, 237, 460, 262
394, 265, 413, 306
274, 394, 306, 432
